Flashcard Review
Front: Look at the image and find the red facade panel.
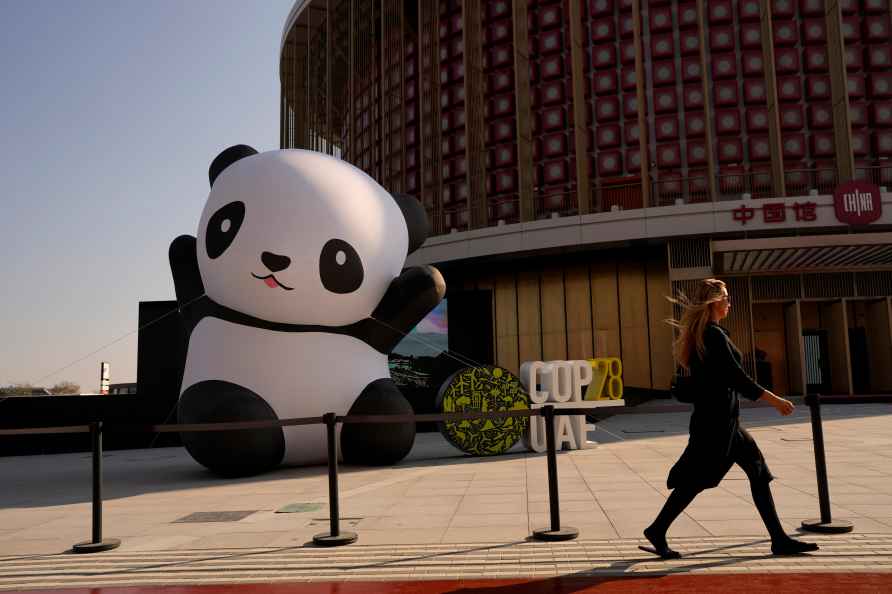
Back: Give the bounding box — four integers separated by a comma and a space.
810, 132, 835, 157
680, 30, 700, 55
870, 73, 892, 98
865, 16, 891, 43
598, 151, 623, 175
868, 45, 892, 71
678, 3, 699, 29
709, 0, 733, 24
774, 22, 798, 46
717, 138, 744, 162
682, 57, 702, 81
807, 104, 832, 129
592, 44, 616, 68
802, 19, 826, 45
686, 112, 707, 136
744, 79, 767, 104
650, 6, 673, 31
847, 74, 866, 99
871, 102, 892, 127
716, 109, 741, 135
850, 102, 868, 127
594, 71, 618, 95
542, 133, 569, 157
740, 23, 762, 48
684, 85, 705, 109
710, 28, 735, 52
778, 77, 802, 102
591, 19, 616, 42
782, 133, 806, 159
656, 143, 682, 167
688, 141, 708, 165
747, 107, 770, 132
775, 48, 800, 73
714, 80, 740, 106
781, 104, 805, 130
846, 44, 863, 71
597, 125, 622, 148
651, 34, 675, 58
876, 131, 892, 156
806, 75, 831, 100
597, 96, 621, 121
804, 47, 829, 72
653, 61, 677, 86
654, 88, 679, 113
712, 54, 738, 79
749, 136, 771, 160
654, 116, 679, 141
738, 0, 760, 20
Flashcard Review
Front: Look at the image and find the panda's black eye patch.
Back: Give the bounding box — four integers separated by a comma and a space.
319, 239, 363, 294
206, 201, 245, 259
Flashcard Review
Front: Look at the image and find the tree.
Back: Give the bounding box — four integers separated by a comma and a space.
49, 381, 80, 395
0, 383, 45, 395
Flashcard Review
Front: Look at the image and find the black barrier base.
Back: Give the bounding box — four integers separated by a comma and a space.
801, 519, 853, 534
313, 531, 358, 546
532, 527, 579, 541
72, 538, 121, 554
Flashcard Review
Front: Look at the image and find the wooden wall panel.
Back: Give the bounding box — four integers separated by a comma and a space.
753, 303, 790, 397
800, 301, 820, 329
646, 253, 673, 390
541, 269, 567, 361
784, 301, 806, 396
821, 300, 853, 395
517, 270, 542, 364
591, 260, 621, 358
565, 264, 594, 360
618, 258, 651, 389
865, 298, 892, 393
494, 273, 519, 374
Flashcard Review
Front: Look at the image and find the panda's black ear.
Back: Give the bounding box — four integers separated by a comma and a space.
209, 145, 258, 187
392, 193, 428, 255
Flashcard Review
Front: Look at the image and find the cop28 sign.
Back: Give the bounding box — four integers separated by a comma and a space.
519, 359, 624, 453
834, 181, 882, 225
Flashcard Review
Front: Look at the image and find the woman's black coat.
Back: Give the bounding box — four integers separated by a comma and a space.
667, 322, 769, 490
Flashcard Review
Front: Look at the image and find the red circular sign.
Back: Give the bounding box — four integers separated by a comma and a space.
833, 181, 882, 225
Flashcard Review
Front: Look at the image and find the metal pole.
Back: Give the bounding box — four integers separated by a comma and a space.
532, 406, 578, 541
313, 413, 357, 546
72, 422, 120, 553
801, 395, 852, 533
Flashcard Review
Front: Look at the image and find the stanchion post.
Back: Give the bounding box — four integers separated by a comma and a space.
313, 413, 357, 546
72, 422, 121, 553
801, 395, 852, 534
532, 406, 578, 541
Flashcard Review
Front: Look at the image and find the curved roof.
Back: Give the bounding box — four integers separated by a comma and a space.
280, 0, 311, 62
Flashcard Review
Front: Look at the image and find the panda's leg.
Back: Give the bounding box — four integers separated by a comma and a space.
178, 380, 285, 477
341, 378, 416, 466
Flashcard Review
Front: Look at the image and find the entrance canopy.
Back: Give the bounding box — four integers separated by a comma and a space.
714, 232, 892, 275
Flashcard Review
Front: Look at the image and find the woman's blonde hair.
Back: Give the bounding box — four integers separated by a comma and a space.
667, 278, 727, 369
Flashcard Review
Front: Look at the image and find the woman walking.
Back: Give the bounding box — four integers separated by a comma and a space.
641, 278, 818, 558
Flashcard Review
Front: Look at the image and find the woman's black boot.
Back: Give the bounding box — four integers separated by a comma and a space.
640, 488, 699, 559
751, 480, 819, 555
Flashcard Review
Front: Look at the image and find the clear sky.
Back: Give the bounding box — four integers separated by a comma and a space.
1, 0, 296, 392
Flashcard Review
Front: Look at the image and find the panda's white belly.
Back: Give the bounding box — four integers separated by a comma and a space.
181, 317, 389, 465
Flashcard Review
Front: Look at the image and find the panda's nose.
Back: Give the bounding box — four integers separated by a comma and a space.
261, 251, 291, 273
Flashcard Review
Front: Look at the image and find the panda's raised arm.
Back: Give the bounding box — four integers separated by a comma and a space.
368, 265, 446, 353
169, 235, 206, 310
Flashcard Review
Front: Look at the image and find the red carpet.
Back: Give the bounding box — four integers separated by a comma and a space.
23, 574, 892, 594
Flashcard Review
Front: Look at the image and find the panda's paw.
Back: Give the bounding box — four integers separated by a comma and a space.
178, 380, 285, 477
341, 379, 416, 466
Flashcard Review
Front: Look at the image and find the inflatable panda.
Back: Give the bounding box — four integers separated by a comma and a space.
169, 145, 445, 477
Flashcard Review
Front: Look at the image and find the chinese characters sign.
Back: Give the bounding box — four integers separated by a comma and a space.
834, 181, 882, 225
732, 201, 817, 225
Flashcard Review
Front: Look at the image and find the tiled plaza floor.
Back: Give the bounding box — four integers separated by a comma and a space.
1, 402, 890, 591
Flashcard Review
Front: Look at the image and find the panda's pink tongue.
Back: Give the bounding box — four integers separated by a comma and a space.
264, 277, 278, 288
